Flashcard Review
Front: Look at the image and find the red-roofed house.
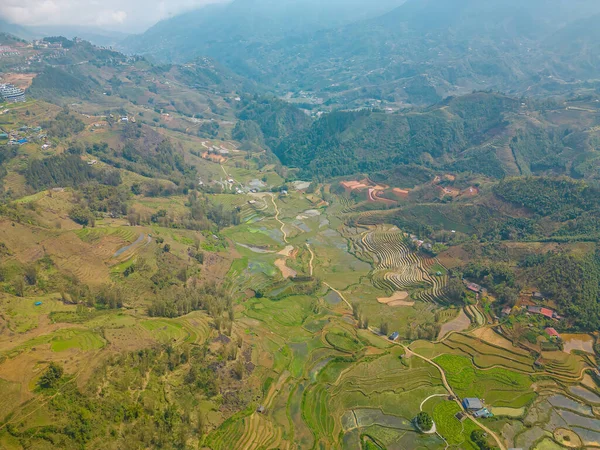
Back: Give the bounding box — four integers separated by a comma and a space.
467, 283, 482, 293
545, 327, 560, 338
540, 308, 555, 319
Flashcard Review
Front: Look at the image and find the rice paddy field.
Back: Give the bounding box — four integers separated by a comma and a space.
0, 112, 599, 450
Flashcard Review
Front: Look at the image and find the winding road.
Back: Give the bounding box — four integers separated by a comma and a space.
368, 328, 507, 450
270, 194, 288, 244
306, 243, 315, 277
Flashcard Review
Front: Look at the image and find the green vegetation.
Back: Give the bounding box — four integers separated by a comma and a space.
1, 21, 600, 450
415, 411, 433, 432
436, 355, 535, 408
38, 362, 64, 389
276, 94, 518, 179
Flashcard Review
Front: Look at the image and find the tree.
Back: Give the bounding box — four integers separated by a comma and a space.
445, 277, 466, 304
13, 278, 25, 297
352, 302, 361, 320
39, 362, 64, 389
471, 430, 493, 450
69, 206, 93, 226
415, 412, 433, 432
380, 321, 389, 336
163, 244, 171, 253
24, 264, 38, 286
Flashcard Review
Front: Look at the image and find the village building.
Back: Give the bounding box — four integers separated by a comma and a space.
466, 282, 483, 294
527, 306, 559, 320
473, 408, 493, 419
462, 398, 484, 411
0, 84, 26, 103
545, 327, 561, 339
388, 332, 400, 341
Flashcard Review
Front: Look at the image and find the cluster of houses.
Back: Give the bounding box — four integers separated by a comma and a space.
0, 83, 26, 103
2, 125, 44, 146
0, 46, 20, 57
461, 398, 493, 419
526, 305, 561, 321
31, 40, 64, 49
207, 146, 230, 157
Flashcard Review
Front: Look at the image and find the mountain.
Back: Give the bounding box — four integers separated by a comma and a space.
274, 91, 600, 181
124, 0, 600, 107
0, 18, 36, 40
122, 0, 406, 65
0, 17, 128, 47
29, 25, 130, 48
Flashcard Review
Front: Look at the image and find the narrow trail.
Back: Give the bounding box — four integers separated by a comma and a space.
306, 243, 315, 277
367, 328, 507, 450
420, 393, 448, 411
270, 194, 288, 244
323, 282, 353, 310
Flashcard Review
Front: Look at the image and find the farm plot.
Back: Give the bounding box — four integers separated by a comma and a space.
205, 412, 285, 450
301, 350, 447, 448
436, 354, 536, 408
442, 333, 535, 373
356, 227, 449, 303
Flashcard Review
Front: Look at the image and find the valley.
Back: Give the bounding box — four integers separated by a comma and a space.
0, 23, 599, 450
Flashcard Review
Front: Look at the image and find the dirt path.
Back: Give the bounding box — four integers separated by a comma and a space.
420, 393, 448, 411
368, 328, 507, 450
323, 282, 352, 310
270, 194, 288, 244
306, 243, 315, 276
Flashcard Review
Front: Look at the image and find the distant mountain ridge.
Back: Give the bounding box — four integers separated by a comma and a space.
0, 17, 129, 48
122, 0, 600, 107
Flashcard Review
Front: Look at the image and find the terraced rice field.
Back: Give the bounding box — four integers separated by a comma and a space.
442, 333, 535, 373
206, 412, 285, 450
436, 354, 536, 408
75, 226, 139, 244
357, 227, 448, 302
50, 329, 105, 352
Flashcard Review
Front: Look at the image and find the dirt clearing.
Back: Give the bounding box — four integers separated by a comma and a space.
438, 308, 471, 340
377, 291, 415, 306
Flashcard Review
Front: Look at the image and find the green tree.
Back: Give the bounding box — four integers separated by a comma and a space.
415, 412, 433, 432
39, 362, 64, 389
380, 321, 389, 336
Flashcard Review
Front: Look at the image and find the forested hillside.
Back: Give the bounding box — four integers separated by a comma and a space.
275, 93, 519, 178
123, 0, 600, 107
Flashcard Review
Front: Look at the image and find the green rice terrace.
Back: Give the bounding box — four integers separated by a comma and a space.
1, 89, 600, 450
1, 172, 600, 450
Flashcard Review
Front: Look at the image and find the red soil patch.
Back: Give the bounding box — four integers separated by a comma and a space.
1, 73, 36, 90
392, 188, 410, 199
368, 189, 397, 206
462, 186, 480, 197
439, 186, 461, 197
341, 180, 370, 192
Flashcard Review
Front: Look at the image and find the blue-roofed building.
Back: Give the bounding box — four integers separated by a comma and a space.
17, 138, 28, 145
463, 398, 483, 410
473, 408, 493, 418
389, 332, 399, 341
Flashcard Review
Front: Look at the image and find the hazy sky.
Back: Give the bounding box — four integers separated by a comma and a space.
0, 0, 227, 33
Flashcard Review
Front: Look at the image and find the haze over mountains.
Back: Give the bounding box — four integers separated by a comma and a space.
4, 1, 600, 449
121, 0, 600, 106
